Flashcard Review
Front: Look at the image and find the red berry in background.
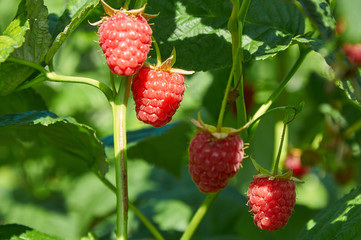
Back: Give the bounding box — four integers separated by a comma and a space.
132, 67, 185, 127
247, 177, 296, 231
284, 148, 310, 178
188, 131, 244, 193
93, 1, 152, 76
342, 43, 361, 67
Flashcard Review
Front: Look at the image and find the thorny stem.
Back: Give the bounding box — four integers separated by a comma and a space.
180, 193, 220, 240
95, 174, 165, 240
110, 76, 131, 240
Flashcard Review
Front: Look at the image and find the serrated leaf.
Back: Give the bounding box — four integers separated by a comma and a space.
0, 0, 52, 96
297, 0, 335, 39
0, 224, 62, 240
45, 0, 100, 63
339, 71, 361, 104
297, 187, 361, 240
0, 18, 29, 63
0, 111, 108, 177
149, 0, 310, 71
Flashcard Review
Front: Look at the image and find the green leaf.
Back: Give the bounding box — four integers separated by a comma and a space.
297, 0, 336, 39
0, 88, 48, 115
148, 0, 308, 71
0, 224, 62, 240
339, 71, 361, 104
297, 187, 361, 240
335, 0, 361, 43
0, 18, 29, 63
127, 122, 192, 177
0, 0, 52, 96
0, 111, 108, 177
45, 0, 100, 63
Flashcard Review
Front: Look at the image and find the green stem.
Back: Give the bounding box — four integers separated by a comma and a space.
110, 71, 117, 95
123, 0, 131, 9
95, 174, 165, 240
216, 57, 236, 131
247, 106, 295, 130
249, 46, 311, 139
15, 74, 47, 91
180, 193, 220, 240
7, 56, 48, 74
151, 36, 162, 66
273, 123, 287, 175
47, 72, 113, 101
343, 119, 361, 139
110, 76, 131, 240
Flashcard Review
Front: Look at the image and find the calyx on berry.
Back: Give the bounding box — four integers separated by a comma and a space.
146, 48, 195, 75
190, 112, 247, 139
90, 0, 156, 27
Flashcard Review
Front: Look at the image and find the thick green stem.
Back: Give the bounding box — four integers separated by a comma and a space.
47, 72, 113, 101
95, 174, 165, 240
180, 193, 220, 240
249, 47, 311, 139
110, 76, 131, 240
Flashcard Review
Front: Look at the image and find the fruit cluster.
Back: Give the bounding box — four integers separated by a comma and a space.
94, 1, 191, 127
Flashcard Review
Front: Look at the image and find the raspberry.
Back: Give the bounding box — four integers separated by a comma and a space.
342, 43, 361, 67
98, 10, 152, 76
188, 131, 244, 193
247, 177, 296, 231
131, 67, 185, 127
284, 148, 310, 178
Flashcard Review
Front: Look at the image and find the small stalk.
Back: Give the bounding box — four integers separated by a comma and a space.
249, 46, 311, 139
95, 174, 165, 240
110, 76, 132, 240
151, 36, 162, 66
47, 72, 113, 101
273, 122, 287, 175
7, 56, 48, 74
180, 193, 220, 240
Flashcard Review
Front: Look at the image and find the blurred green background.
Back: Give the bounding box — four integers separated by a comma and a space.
0, 0, 360, 239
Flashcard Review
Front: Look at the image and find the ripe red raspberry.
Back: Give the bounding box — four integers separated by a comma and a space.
98, 10, 152, 76
284, 148, 310, 178
188, 131, 244, 193
342, 43, 361, 67
131, 67, 185, 127
247, 177, 296, 231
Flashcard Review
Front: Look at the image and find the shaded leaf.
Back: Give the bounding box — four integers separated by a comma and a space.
298, 0, 335, 38
45, 0, 100, 63
0, 111, 108, 177
149, 0, 308, 71
0, 224, 62, 240
0, 0, 52, 96
297, 187, 361, 240
0, 88, 47, 115
127, 122, 192, 177
0, 18, 29, 63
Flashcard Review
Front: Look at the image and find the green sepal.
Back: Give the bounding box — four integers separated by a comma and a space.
190, 112, 240, 139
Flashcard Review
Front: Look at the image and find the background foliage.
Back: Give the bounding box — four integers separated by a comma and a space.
0, 0, 360, 239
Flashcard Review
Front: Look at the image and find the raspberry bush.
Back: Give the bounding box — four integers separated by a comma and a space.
0, 0, 361, 240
